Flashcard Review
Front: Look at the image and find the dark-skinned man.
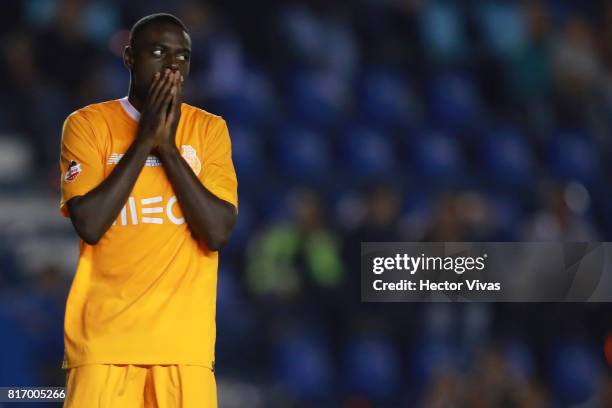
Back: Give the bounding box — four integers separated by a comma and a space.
59, 13, 237, 408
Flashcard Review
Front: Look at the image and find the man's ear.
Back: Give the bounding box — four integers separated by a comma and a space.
123, 46, 134, 70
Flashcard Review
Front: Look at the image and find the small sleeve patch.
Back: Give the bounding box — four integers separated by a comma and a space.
64, 160, 82, 183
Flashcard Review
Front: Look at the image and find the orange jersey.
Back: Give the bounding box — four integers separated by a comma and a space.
59, 98, 238, 369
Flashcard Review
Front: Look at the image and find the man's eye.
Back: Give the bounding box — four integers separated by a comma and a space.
152, 50, 162, 57
177, 54, 190, 61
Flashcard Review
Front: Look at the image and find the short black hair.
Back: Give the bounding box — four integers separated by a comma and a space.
129, 13, 188, 48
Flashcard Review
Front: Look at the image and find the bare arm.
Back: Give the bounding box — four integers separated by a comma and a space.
67, 70, 177, 244
67, 137, 153, 244
154, 73, 237, 251
156, 144, 237, 251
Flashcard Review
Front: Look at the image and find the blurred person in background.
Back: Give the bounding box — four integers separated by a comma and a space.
423, 192, 493, 242
342, 184, 402, 263
245, 187, 343, 305
551, 14, 604, 130
340, 183, 401, 303
58, 13, 237, 407
520, 181, 598, 241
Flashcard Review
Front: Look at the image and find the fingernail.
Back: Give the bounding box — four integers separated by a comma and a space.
171, 86, 176, 94
180, 75, 184, 82
154, 72, 160, 79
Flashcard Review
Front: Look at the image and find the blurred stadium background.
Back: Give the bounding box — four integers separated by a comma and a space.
1, 0, 612, 407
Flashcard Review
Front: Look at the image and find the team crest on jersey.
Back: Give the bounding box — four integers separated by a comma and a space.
64, 160, 82, 183
181, 145, 201, 176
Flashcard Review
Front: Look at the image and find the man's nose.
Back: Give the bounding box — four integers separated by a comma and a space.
164, 57, 179, 72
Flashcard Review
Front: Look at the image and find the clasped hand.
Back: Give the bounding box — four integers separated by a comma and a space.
137, 68, 183, 152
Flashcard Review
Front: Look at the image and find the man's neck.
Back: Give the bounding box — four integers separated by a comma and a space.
128, 88, 143, 113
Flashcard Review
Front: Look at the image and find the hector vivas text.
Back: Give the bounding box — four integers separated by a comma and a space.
371, 253, 501, 292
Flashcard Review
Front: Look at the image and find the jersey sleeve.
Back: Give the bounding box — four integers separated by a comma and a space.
59, 112, 105, 217
200, 117, 238, 209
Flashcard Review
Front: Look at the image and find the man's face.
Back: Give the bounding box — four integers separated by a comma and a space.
125, 22, 191, 100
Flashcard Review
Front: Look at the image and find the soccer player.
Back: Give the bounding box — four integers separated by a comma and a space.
58, 13, 237, 407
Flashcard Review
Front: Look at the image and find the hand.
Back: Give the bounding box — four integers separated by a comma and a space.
136, 69, 182, 151
158, 71, 183, 152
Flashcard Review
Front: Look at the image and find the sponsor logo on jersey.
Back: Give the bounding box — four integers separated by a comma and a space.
107, 153, 161, 167
112, 195, 185, 226
65, 160, 82, 182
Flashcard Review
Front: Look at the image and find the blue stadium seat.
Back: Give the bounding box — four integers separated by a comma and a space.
550, 340, 603, 405
487, 194, 523, 239
280, 4, 358, 77
504, 339, 535, 382
82, 2, 120, 45
230, 125, 265, 184
426, 72, 482, 129
399, 190, 433, 240
548, 132, 600, 185
280, 5, 325, 63
402, 189, 433, 216
100, 60, 131, 101
357, 69, 417, 130
217, 69, 278, 127
328, 186, 364, 230
0, 241, 21, 284
275, 126, 332, 184
287, 70, 349, 128
322, 22, 360, 78
411, 338, 459, 389
341, 126, 396, 182
216, 266, 254, 340
476, 3, 527, 59
420, 1, 468, 62
224, 199, 254, 251
343, 335, 401, 401
275, 330, 334, 401
25, 0, 58, 26
408, 128, 465, 189
253, 184, 298, 223
0, 313, 36, 386
479, 128, 534, 190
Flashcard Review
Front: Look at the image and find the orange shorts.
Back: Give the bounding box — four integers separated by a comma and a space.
63, 364, 217, 408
